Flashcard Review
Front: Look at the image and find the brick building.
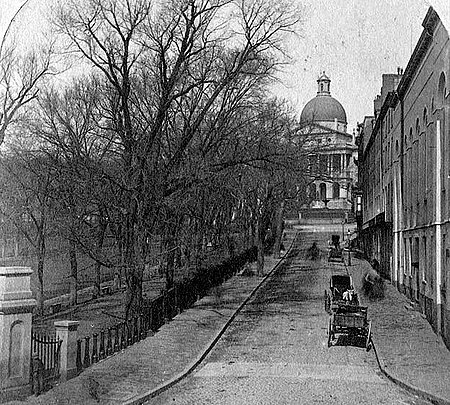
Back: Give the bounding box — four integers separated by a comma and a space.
358, 7, 450, 344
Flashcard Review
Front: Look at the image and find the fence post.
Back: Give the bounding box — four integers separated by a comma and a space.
163, 291, 168, 322
83, 336, 91, 368
0, 267, 36, 401
54, 320, 79, 382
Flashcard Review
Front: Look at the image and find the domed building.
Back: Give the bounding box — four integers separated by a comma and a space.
298, 72, 358, 219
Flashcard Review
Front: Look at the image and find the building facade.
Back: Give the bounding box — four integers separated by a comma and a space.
299, 73, 358, 221
358, 7, 450, 345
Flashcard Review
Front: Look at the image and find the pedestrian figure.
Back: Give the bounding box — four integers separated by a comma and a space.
113, 272, 121, 292
306, 242, 320, 260
343, 288, 355, 303
363, 258, 384, 299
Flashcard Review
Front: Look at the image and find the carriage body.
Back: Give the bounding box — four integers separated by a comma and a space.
324, 275, 359, 312
325, 275, 371, 350
327, 304, 372, 350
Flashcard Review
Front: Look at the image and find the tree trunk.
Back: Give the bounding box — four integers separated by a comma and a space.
164, 224, 176, 290
123, 215, 146, 320
93, 216, 107, 298
256, 227, 265, 276
273, 200, 285, 259
256, 211, 265, 276
69, 243, 78, 307
226, 234, 235, 258
36, 236, 45, 316
124, 264, 143, 320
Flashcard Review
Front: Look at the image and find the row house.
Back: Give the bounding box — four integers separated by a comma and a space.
358, 7, 450, 344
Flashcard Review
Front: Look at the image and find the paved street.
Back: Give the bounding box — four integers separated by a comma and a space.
148, 232, 429, 405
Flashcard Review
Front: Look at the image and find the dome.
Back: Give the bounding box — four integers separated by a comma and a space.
300, 96, 347, 125
300, 72, 347, 125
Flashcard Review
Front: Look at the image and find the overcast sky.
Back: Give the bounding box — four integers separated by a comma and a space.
1, 0, 448, 131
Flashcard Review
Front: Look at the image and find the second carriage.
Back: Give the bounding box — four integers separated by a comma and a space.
325, 274, 372, 350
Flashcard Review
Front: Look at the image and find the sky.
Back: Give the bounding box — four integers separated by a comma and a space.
1, 0, 448, 131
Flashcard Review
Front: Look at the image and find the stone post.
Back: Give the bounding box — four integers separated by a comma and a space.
0, 267, 36, 401
54, 320, 79, 382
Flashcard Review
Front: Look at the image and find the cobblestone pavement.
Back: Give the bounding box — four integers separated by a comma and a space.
346, 257, 450, 405
148, 234, 430, 405
6, 232, 296, 405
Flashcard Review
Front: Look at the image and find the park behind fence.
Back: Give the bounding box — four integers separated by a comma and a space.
32, 246, 257, 393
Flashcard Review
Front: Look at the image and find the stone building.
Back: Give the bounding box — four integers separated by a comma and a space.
358, 7, 450, 345
298, 72, 358, 221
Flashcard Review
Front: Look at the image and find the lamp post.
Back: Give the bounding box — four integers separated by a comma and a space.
347, 229, 352, 266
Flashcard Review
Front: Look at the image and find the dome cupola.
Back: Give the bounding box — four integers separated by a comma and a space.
300, 72, 347, 131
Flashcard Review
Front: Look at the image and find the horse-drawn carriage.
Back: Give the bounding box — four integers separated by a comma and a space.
325, 274, 372, 350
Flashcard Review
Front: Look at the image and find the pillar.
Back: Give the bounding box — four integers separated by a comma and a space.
54, 320, 80, 382
435, 120, 442, 332
0, 267, 36, 401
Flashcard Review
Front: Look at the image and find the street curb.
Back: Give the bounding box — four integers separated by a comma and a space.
123, 232, 298, 405
344, 257, 450, 405
372, 341, 450, 405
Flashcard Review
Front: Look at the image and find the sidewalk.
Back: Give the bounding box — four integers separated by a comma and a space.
347, 256, 450, 405
8, 232, 296, 405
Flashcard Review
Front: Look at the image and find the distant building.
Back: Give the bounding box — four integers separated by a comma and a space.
298, 72, 358, 221
358, 7, 450, 345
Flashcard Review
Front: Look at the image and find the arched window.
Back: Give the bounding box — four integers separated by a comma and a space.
423, 107, 428, 126
319, 183, 327, 200
332, 182, 340, 199
437, 72, 447, 109
309, 183, 317, 200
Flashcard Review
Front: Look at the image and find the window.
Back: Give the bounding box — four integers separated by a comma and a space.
422, 236, 427, 283
332, 155, 340, 172
416, 118, 420, 136
319, 155, 327, 172
309, 183, 317, 200
437, 72, 447, 109
319, 183, 327, 200
423, 107, 428, 126
332, 182, 340, 199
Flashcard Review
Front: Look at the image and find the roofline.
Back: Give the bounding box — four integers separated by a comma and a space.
396, 6, 439, 100
297, 122, 352, 138
362, 6, 440, 161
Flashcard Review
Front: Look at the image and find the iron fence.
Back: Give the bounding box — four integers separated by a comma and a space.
72, 247, 257, 376
30, 330, 62, 394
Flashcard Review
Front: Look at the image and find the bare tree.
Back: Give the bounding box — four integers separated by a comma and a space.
0, 150, 54, 315
0, 1, 55, 146
52, 0, 301, 318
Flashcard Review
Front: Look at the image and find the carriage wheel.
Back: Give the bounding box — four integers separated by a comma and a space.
365, 321, 372, 351
327, 317, 333, 347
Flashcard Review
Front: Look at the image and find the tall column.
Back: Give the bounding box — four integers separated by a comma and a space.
393, 166, 399, 287
0, 267, 36, 401
435, 120, 442, 332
